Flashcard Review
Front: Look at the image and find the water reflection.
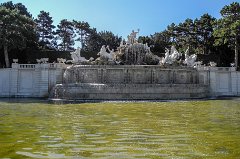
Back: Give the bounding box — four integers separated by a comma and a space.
0, 99, 240, 158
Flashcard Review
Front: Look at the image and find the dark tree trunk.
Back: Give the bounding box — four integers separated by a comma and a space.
3, 45, 10, 68
235, 35, 239, 71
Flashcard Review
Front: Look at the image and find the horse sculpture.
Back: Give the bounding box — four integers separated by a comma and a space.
97, 45, 115, 61
184, 48, 197, 67
161, 46, 182, 65
69, 47, 88, 64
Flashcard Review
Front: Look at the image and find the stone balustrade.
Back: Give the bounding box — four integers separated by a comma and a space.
0, 64, 239, 98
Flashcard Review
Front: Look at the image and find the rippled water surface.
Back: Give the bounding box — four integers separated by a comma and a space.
0, 99, 240, 159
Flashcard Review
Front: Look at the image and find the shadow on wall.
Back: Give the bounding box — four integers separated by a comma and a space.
0, 48, 99, 67
0, 48, 237, 68
0, 98, 49, 104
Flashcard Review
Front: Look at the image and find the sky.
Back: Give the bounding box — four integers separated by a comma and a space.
1, 0, 237, 43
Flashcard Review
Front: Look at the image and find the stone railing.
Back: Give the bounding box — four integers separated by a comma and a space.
11, 63, 36, 69
11, 63, 69, 69
19, 64, 36, 69
196, 66, 236, 71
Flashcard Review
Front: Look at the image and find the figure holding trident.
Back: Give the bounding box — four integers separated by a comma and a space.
127, 29, 140, 44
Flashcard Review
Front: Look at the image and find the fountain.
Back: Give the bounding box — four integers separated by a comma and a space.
50, 30, 208, 101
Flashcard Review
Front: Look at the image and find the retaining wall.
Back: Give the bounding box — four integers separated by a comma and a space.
0, 63, 239, 98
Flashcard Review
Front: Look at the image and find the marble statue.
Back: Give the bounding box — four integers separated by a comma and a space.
13, 59, 18, 63
41, 58, 49, 63
161, 48, 170, 64
89, 30, 202, 67
184, 48, 197, 67
57, 58, 66, 63
97, 45, 115, 61
161, 46, 182, 65
194, 61, 203, 67
169, 46, 182, 61
127, 29, 139, 44
209, 61, 217, 67
36, 59, 41, 64
70, 47, 87, 63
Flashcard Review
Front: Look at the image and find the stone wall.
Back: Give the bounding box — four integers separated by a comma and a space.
0, 63, 65, 97
208, 67, 240, 96
64, 65, 200, 85
0, 63, 239, 98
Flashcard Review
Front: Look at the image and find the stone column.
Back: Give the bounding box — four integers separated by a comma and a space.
10, 63, 19, 96
38, 64, 50, 97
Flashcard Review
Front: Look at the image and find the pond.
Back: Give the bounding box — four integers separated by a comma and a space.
0, 99, 240, 159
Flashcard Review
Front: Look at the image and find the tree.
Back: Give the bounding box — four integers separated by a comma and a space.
214, 2, 240, 69
35, 11, 56, 49
1, 1, 31, 17
151, 31, 171, 54
84, 28, 101, 52
55, 19, 75, 51
167, 23, 178, 44
98, 31, 122, 49
1, 1, 38, 50
138, 36, 154, 45
73, 20, 90, 49
84, 29, 121, 52
195, 14, 216, 54
176, 19, 198, 53
0, 7, 36, 67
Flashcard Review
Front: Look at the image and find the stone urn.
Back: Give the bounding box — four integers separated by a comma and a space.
13, 59, 18, 63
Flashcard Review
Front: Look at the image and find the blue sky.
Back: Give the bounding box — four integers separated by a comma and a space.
1, 0, 237, 41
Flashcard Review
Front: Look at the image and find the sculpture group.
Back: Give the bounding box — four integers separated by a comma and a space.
51, 30, 209, 101
69, 30, 199, 67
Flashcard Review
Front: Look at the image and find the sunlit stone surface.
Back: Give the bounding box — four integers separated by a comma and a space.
51, 65, 208, 100
50, 31, 208, 101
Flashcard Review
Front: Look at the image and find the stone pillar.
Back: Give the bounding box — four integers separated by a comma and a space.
197, 67, 210, 85
98, 69, 103, 83
10, 63, 19, 96
230, 67, 238, 96
151, 69, 156, 84
38, 64, 49, 97
209, 67, 218, 97
238, 71, 240, 96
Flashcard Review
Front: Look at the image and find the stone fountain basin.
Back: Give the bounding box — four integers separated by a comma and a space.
51, 83, 208, 100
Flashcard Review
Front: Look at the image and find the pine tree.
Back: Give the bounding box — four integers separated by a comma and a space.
195, 14, 216, 54
0, 6, 35, 67
55, 19, 75, 51
1, 1, 31, 17
214, 2, 240, 69
35, 11, 55, 49
73, 20, 90, 49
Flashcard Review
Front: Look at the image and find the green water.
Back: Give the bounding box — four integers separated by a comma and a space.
0, 99, 240, 159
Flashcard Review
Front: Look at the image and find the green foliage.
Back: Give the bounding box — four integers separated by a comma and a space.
167, 23, 178, 43
195, 14, 216, 54
214, 2, 240, 46
214, 2, 240, 68
0, 1, 239, 68
35, 11, 56, 50
55, 19, 75, 51
1, 1, 32, 17
151, 31, 172, 55
176, 19, 198, 52
84, 29, 121, 53
98, 30, 122, 49
73, 20, 91, 49
0, 6, 36, 67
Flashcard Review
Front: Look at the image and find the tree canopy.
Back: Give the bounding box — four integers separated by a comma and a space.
214, 2, 240, 69
35, 11, 55, 50
0, 6, 36, 67
55, 19, 75, 51
0, 1, 239, 68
